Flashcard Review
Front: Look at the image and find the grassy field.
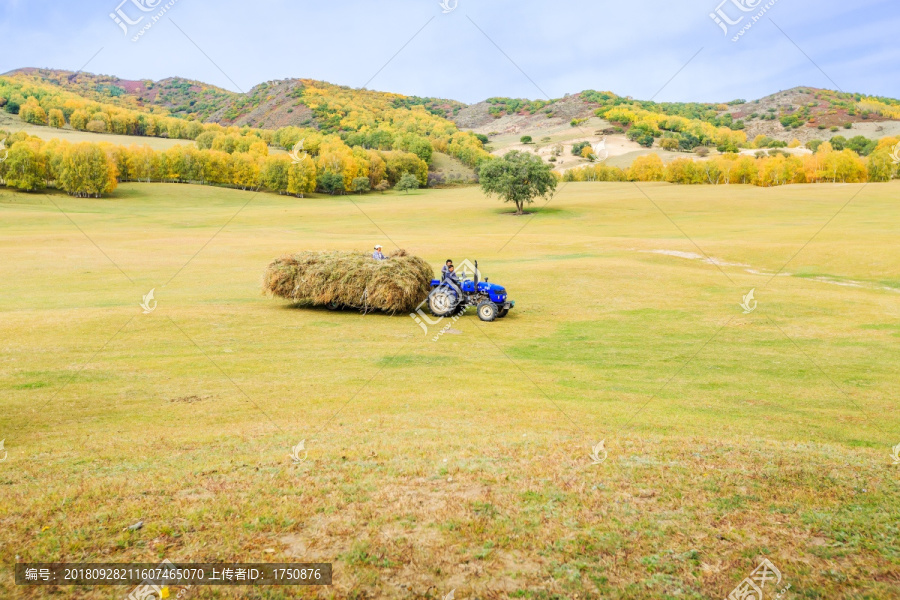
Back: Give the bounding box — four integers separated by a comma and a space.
1, 180, 898, 599
0, 112, 197, 151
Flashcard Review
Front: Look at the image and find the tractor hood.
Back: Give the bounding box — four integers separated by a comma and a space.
477, 282, 506, 295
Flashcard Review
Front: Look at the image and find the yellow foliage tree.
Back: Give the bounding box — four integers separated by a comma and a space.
627, 154, 666, 182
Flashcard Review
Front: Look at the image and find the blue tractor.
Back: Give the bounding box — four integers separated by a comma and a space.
428, 260, 514, 322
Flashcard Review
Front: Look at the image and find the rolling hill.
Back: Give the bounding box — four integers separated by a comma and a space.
4, 68, 900, 173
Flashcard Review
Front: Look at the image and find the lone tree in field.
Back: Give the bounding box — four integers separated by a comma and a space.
395, 173, 419, 194
478, 151, 557, 215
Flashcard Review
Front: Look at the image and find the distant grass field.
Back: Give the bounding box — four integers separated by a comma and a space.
1, 181, 898, 599
0, 112, 196, 151
430, 152, 476, 182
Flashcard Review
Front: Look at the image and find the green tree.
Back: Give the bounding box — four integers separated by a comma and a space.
4, 141, 47, 191
383, 151, 428, 186
867, 150, 897, 182
318, 170, 344, 195
195, 131, 218, 150
520, 135, 532, 144
478, 151, 557, 215
571, 141, 591, 156
394, 172, 419, 194
806, 139, 824, 152
261, 155, 290, 194
393, 133, 433, 164
351, 176, 371, 194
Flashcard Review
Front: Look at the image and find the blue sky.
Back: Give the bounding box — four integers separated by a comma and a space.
1, 0, 898, 104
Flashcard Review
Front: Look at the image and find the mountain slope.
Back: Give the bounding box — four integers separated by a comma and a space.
4, 68, 900, 175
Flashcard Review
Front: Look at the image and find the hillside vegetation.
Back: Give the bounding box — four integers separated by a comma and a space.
1, 69, 489, 169
2, 69, 900, 198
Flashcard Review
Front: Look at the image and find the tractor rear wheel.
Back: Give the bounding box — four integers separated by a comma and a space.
325, 300, 342, 311
429, 288, 458, 317
477, 301, 498, 322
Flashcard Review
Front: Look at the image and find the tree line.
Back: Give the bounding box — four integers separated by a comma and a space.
0, 132, 429, 197
563, 138, 899, 186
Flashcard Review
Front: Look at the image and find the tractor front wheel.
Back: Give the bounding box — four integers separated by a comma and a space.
497, 308, 509, 318
477, 301, 498, 322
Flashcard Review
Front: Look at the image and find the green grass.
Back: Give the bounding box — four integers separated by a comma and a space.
0, 181, 899, 599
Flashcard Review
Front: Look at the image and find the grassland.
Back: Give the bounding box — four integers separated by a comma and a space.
0, 112, 193, 151
0, 180, 898, 599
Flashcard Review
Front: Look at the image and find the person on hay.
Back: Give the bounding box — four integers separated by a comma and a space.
372, 244, 386, 260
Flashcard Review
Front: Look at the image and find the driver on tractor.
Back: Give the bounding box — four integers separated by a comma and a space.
443, 264, 461, 289
441, 259, 453, 281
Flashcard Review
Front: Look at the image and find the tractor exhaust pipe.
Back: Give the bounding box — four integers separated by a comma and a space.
474, 260, 479, 286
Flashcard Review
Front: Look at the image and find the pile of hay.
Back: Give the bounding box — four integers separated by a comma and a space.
263, 249, 434, 313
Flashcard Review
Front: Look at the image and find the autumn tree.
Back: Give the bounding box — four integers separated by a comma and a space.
19, 99, 48, 125
70, 110, 89, 130
287, 156, 317, 197
231, 153, 261, 190
58, 143, 117, 197
48, 108, 66, 128
626, 154, 666, 181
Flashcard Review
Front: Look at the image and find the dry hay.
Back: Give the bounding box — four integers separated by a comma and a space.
263, 249, 434, 313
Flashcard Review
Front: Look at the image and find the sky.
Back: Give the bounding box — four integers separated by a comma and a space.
1, 0, 899, 104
